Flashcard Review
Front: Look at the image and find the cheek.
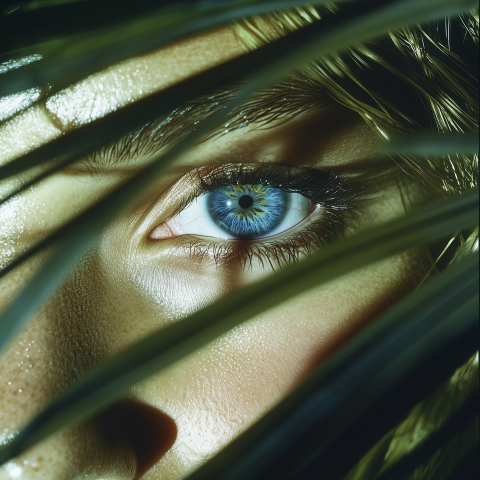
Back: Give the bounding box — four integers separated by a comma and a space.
0, 261, 139, 479
95, 232, 244, 339
94, 228, 426, 478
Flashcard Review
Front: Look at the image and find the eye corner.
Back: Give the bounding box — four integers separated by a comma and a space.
147, 222, 177, 241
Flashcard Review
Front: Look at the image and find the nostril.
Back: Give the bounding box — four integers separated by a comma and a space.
98, 399, 177, 479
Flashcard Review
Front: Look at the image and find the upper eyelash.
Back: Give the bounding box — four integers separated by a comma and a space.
186, 163, 360, 211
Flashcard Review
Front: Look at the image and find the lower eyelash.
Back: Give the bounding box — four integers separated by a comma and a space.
171, 209, 346, 271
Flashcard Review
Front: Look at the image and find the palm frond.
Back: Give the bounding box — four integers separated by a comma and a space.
383, 133, 479, 155
0, 189, 477, 464
185, 260, 478, 480
0, 0, 477, 476
0, 0, 348, 96
375, 390, 478, 480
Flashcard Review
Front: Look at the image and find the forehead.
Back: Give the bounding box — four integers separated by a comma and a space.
0, 26, 247, 166
46, 27, 246, 129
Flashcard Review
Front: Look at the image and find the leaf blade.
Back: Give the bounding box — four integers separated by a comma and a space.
0, 189, 477, 464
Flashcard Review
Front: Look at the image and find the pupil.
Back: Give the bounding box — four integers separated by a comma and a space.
238, 195, 254, 209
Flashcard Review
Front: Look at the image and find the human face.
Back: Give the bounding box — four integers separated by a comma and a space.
0, 25, 431, 480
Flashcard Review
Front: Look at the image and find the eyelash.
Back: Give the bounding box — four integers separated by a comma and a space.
161, 163, 361, 271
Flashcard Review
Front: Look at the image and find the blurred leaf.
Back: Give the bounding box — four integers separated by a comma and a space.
0, 0, 475, 97
185, 259, 478, 480
0, 190, 477, 464
375, 390, 478, 480
0, 0, 345, 95
382, 133, 479, 155
0, 0, 478, 362
2, 1, 323, 51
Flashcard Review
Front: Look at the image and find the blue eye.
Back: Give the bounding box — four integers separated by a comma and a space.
207, 185, 288, 238
152, 183, 316, 241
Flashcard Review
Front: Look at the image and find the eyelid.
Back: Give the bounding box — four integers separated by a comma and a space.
144, 162, 358, 239
190, 163, 358, 206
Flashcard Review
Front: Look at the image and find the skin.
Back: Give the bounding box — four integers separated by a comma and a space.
0, 27, 432, 479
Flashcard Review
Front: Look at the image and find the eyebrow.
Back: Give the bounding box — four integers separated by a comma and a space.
79, 74, 334, 172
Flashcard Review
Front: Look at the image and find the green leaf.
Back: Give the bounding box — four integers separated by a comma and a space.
0, 0, 342, 95
185, 261, 479, 480
0, 190, 477, 464
382, 133, 479, 155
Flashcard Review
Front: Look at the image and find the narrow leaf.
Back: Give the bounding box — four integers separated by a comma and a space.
185, 259, 478, 480
0, 191, 477, 464
382, 132, 479, 155
0, 0, 344, 95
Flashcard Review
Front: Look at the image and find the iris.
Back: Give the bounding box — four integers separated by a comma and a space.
207, 185, 288, 238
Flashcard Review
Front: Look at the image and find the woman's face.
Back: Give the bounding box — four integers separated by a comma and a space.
0, 26, 430, 479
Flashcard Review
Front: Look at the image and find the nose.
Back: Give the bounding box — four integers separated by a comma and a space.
0, 395, 176, 480
97, 399, 177, 479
